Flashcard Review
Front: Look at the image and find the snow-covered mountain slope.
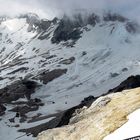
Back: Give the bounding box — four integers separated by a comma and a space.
1, 12, 140, 140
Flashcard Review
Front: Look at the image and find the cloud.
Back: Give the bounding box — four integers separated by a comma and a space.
0, 0, 140, 21
0, 0, 48, 18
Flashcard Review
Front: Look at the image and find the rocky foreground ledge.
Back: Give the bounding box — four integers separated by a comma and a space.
37, 87, 140, 140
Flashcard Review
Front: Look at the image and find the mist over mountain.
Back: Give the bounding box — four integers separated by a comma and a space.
0, 0, 140, 21
1, 1, 140, 140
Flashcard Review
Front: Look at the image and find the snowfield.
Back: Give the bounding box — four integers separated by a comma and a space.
0, 13, 140, 140
104, 109, 140, 140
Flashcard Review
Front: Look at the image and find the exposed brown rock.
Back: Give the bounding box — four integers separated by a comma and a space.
37, 88, 140, 140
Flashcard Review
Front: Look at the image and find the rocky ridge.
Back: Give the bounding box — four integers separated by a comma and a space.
37, 87, 140, 140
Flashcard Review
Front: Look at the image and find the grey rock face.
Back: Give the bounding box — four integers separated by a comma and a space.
87, 13, 100, 26
51, 16, 83, 44
0, 80, 38, 103
103, 13, 127, 22
0, 104, 6, 116
107, 75, 140, 93
34, 69, 67, 84
51, 13, 100, 44
59, 57, 75, 65
125, 22, 140, 34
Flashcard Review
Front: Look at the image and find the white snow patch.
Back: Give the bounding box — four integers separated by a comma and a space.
104, 108, 140, 140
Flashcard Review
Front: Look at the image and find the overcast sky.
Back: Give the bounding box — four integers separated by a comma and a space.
0, 0, 140, 21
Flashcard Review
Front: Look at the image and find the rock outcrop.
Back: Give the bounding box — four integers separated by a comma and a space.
17, 96, 95, 137
33, 69, 67, 84
51, 13, 100, 44
37, 88, 140, 140
0, 80, 38, 103
107, 75, 140, 93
